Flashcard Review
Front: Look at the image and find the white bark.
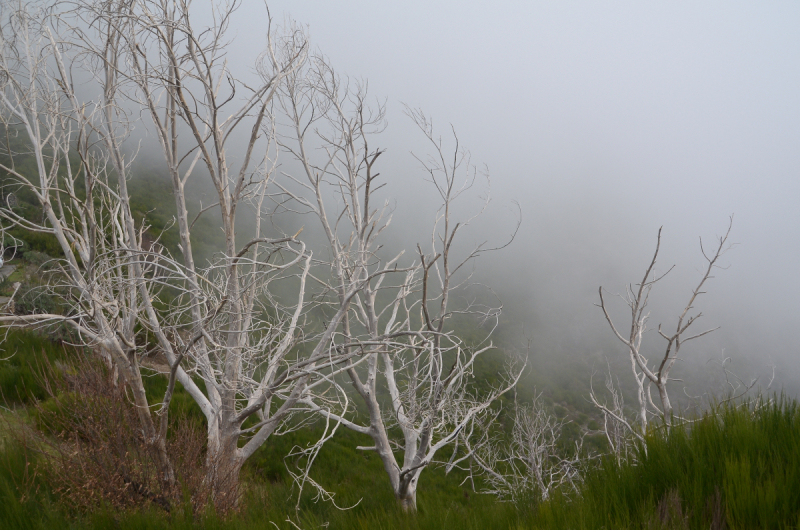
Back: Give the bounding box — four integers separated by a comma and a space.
0, 0, 351, 506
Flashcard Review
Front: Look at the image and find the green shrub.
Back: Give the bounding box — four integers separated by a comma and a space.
13, 287, 57, 316
8, 231, 63, 258
21, 251, 54, 268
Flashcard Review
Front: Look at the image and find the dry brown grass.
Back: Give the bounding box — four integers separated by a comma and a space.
5, 355, 215, 515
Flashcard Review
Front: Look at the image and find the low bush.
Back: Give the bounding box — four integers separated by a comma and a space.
13, 286, 57, 316
20, 251, 55, 268
10, 355, 211, 516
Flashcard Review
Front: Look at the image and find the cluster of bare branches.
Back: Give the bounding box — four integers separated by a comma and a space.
263, 53, 523, 511
589, 363, 640, 465
451, 394, 585, 505
0, 0, 522, 514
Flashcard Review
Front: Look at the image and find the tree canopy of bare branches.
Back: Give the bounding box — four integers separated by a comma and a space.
457, 394, 585, 505
272, 54, 523, 511
0, 0, 523, 512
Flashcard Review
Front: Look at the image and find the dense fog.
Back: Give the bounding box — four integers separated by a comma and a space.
181, 1, 800, 397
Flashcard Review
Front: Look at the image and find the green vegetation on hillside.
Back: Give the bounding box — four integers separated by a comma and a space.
2, 335, 800, 529
537, 397, 800, 529
0, 330, 70, 406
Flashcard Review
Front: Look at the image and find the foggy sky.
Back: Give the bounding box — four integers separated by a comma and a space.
214, 2, 800, 391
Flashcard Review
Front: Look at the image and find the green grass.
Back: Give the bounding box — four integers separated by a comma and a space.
241, 425, 526, 529
534, 397, 800, 529
0, 330, 70, 406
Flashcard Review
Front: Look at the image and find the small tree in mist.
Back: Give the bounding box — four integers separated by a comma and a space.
591, 218, 735, 447
455, 393, 585, 505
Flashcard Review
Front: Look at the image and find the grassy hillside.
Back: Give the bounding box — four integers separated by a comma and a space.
2, 333, 800, 529
536, 397, 800, 529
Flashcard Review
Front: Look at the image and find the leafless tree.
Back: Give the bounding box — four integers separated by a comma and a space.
589, 363, 641, 465
454, 394, 585, 505
275, 55, 523, 511
74, 0, 375, 504
593, 218, 734, 438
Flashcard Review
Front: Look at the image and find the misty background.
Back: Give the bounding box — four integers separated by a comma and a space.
173, 1, 800, 398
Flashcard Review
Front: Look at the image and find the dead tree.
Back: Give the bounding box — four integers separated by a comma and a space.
593, 218, 733, 437
0, 0, 181, 488
75, 0, 369, 503
455, 394, 585, 504
588, 363, 641, 465
278, 55, 522, 512
1, 1, 521, 510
